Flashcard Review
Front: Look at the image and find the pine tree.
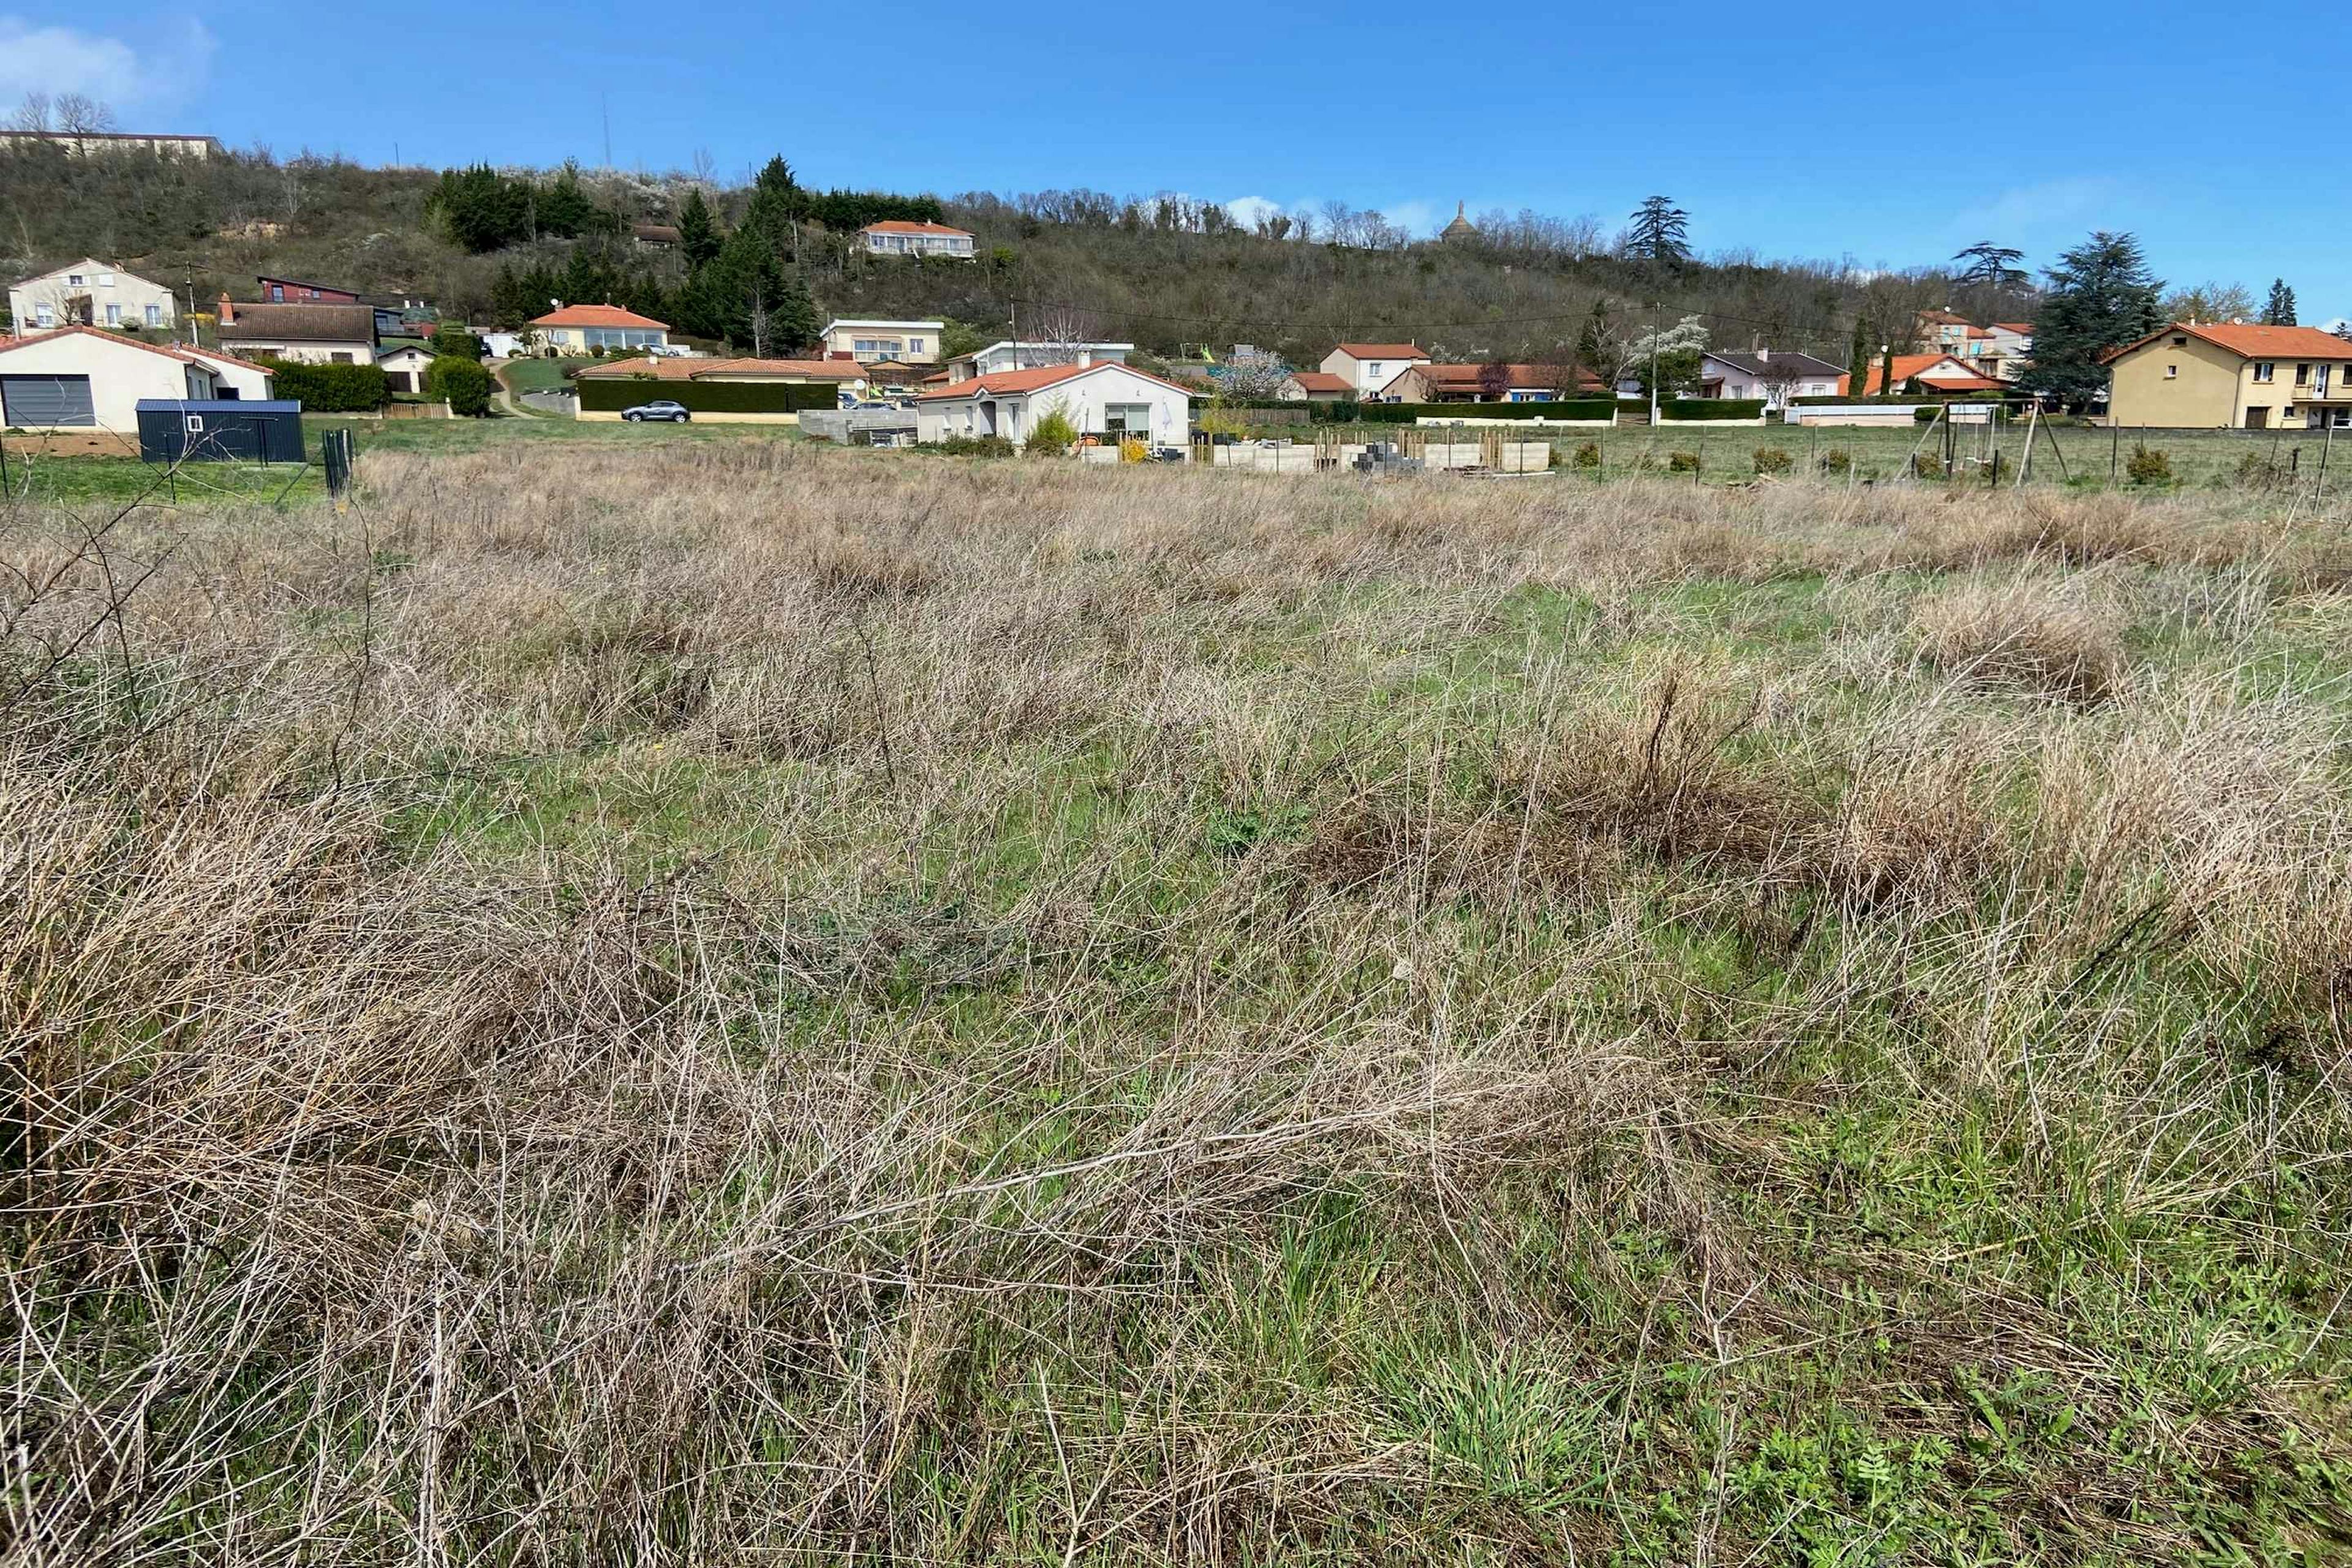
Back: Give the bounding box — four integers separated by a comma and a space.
1879, 341, 1896, 399
685, 228, 816, 354
678, 189, 720, 270
2263, 278, 2297, 326
2020, 231, 2166, 407
1847, 318, 1872, 397
1625, 197, 1690, 265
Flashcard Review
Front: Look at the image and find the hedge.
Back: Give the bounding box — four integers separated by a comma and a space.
258, 358, 388, 412
1205, 397, 1617, 423
1659, 398, 1767, 421
575, 377, 845, 413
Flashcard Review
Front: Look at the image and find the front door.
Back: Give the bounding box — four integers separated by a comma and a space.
2245, 405, 2270, 430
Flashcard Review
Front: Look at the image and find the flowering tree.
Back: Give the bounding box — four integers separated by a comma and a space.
1209, 346, 1291, 400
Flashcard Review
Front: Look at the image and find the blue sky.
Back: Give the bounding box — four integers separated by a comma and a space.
7, 3, 2348, 321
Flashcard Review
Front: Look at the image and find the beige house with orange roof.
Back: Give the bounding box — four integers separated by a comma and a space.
527, 303, 669, 355
1319, 342, 1429, 398
2103, 322, 2352, 429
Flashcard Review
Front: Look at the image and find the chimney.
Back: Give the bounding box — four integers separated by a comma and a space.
217, 293, 235, 324
1755, 347, 1769, 363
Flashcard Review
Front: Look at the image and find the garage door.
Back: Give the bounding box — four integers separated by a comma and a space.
1, 374, 96, 426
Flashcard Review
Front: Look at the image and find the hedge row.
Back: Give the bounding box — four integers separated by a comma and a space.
1659, 398, 1768, 421
257, 358, 388, 412
575, 377, 844, 413
1317, 399, 1619, 424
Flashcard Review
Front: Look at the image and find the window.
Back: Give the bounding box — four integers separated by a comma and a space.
1104, 402, 1152, 434
97, 271, 113, 287
2172, 336, 2187, 347
67, 273, 83, 285
270, 285, 284, 301
2253, 362, 2275, 382
145, 304, 161, 325
908, 337, 925, 355
34, 303, 53, 327
2165, 364, 2177, 379
105, 303, 119, 325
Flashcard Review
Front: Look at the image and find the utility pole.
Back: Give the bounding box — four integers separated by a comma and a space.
1648, 301, 1661, 426
601, 95, 612, 168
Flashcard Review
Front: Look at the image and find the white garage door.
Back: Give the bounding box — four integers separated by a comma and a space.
1, 374, 97, 426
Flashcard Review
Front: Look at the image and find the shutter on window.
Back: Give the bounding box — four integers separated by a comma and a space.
1, 374, 97, 426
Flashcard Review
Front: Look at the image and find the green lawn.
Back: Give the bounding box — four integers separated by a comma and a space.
496, 355, 597, 394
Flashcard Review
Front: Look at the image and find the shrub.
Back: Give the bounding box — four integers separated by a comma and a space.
1667, 451, 1700, 473
933, 435, 1014, 458
1752, 447, 1793, 476
1572, 440, 1601, 470
1025, 402, 1079, 456
257, 358, 387, 413
1913, 452, 1945, 479
2125, 445, 2173, 486
1913, 573, 2125, 701
2235, 450, 2288, 490
429, 324, 484, 360
1819, 447, 1853, 475
425, 355, 494, 417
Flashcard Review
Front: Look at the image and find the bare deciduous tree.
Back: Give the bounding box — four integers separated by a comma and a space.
1019, 303, 1103, 366
52, 94, 117, 135
8, 92, 53, 132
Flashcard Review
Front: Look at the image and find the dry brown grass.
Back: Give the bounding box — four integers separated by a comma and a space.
6, 445, 2352, 1564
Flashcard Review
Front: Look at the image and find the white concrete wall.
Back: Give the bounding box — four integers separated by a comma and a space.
0, 331, 209, 429
9, 263, 176, 331
921, 366, 1189, 445
219, 336, 379, 366
186, 351, 275, 401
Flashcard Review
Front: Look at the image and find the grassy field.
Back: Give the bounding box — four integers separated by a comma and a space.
496, 354, 598, 395
9, 446, 2352, 1564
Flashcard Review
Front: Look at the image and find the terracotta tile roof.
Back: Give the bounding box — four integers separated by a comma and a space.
919, 360, 1197, 401
0, 323, 265, 372
1285, 371, 1352, 393
529, 303, 669, 330
1992, 322, 2034, 334
576, 355, 865, 381
2101, 321, 2352, 364
859, 220, 973, 236
1330, 342, 1427, 360
1841, 354, 2003, 396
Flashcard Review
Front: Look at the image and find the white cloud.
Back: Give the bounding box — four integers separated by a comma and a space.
0, 15, 214, 113
1224, 195, 1286, 229
1384, 200, 1437, 236
1950, 176, 2119, 236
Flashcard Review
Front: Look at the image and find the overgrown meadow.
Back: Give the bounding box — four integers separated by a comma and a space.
9, 446, 2352, 1565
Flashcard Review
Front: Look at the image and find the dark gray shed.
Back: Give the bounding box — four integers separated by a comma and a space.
135, 399, 306, 464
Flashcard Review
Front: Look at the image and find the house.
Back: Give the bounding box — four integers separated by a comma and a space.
377, 343, 438, 394
257, 276, 360, 304
1697, 350, 1845, 409
1373, 362, 1604, 403
1321, 342, 1430, 398
0, 130, 221, 157
216, 297, 380, 365
1279, 371, 1354, 402
9, 259, 176, 333
0, 325, 272, 430
1841, 353, 2007, 397
631, 224, 680, 249
820, 319, 944, 365
947, 340, 1134, 382
916, 361, 1194, 447
859, 221, 977, 259
1912, 309, 1992, 360
1982, 323, 2034, 381
2101, 322, 2352, 430
576, 355, 867, 388
527, 304, 670, 355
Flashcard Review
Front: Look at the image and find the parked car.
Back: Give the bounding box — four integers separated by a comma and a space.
621, 400, 690, 423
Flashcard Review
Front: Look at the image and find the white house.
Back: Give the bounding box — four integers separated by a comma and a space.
9, 258, 177, 333
858, 221, 978, 259
917, 361, 1193, 447
216, 297, 379, 365
377, 343, 439, 394
820, 319, 944, 364
526, 304, 668, 355
1697, 350, 1847, 409
0, 326, 272, 431
1319, 342, 1429, 398
948, 340, 1133, 382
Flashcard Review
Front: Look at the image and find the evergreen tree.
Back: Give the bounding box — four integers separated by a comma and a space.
536, 162, 597, 238
2263, 278, 2297, 326
431, 165, 533, 253
1847, 318, 1872, 397
2021, 231, 2165, 407
1951, 241, 2028, 290
1625, 196, 1691, 265
679, 188, 720, 270
1879, 341, 1896, 398
682, 228, 816, 353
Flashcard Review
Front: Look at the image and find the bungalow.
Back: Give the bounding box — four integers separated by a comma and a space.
1374, 362, 1604, 403
1320, 342, 1429, 398
9, 258, 176, 333
820, 318, 944, 365
1279, 371, 1355, 402
1841, 353, 2007, 398
577, 355, 867, 388
2102, 322, 2352, 429
215, 298, 380, 365
859, 221, 977, 259
916, 360, 1193, 447
0, 325, 273, 430
1697, 350, 1845, 409
947, 340, 1134, 382
529, 304, 669, 355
